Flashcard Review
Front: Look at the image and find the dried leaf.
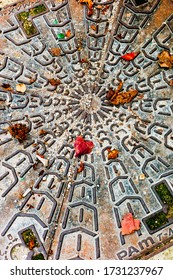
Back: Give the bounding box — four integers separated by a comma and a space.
107, 148, 119, 160
65, 30, 71, 38
77, 161, 84, 173
28, 239, 36, 250
16, 83, 27, 93
106, 88, 114, 100
1, 83, 13, 91
48, 78, 61, 86
169, 79, 173, 86
78, 0, 94, 16
107, 81, 138, 105
121, 51, 139, 61
101, 5, 109, 14
111, 89, 138, 105
8, 123, 29, 142
49, 47, 61, 56
74, 135, 94, 157
27, 204, 34, 210
106, 81, 123, 100
90, 24, 97, 31
88, 7, 93, 16
39, 129, 47, 136
157, 50, 173, 69
121, 213, 140, 235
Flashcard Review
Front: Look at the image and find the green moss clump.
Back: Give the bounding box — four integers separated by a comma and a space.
166, 205, 173, 219
17, 11, 29, 22
155, 183, 173, 205
32, 253, 45, 260
146, 211, 168, 230
23, 20, 37, 35
21, 229, 39, 249
30, 4, 47, 16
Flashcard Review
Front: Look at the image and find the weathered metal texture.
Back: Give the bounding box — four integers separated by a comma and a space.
0, 0, 173, 260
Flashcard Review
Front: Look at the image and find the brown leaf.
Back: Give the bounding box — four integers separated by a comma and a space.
107, 81, 138, 105
77, 161, 84, 173
107, 148, 119, 160
39, 129, 47, 136
1, 83, 13, 91
121, 213, 140, 235
48, 78, 61, 86
90, 24, 97, 31
8, 123, 29, 143
106, 88, 114, 100
157, 50, 173, 69
107, 81, 123, 100
169, 79, 173, 86
49, 48, 61, 56
111, 89, 138, 105
78, 0, 94, 16
27, 204, 34, 209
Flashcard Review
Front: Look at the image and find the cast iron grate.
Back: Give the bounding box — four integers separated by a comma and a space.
0, 0, 173, 260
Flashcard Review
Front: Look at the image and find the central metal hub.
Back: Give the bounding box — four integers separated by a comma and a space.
80, 94, 100, 113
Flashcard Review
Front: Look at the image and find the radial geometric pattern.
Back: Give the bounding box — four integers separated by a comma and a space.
0, 0, 173, 260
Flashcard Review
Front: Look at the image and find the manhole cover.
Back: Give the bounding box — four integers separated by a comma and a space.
0, 0, 173, 260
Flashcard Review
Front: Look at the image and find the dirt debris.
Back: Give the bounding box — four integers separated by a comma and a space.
8, 123, 29, 142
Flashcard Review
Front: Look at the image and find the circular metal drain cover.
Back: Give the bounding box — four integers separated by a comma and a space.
0, 0, 173, 260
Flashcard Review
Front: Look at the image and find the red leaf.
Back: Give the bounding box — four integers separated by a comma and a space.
121, 213, 140, 235
121, 52, 139, 61
74, 136, 94, 157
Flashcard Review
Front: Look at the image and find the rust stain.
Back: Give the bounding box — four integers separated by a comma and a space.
69, 0, 83, 23
99, 212, 119, 259
144, 0, 173, 34
80, 238, 95, 259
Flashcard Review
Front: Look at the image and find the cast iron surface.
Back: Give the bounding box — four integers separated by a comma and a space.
0, 0, 173, 260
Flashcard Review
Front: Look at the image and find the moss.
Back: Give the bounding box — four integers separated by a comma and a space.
30, 4, 47, 16
17, 4, 47, 36
146, 211, 168, 230
17, 11, 29, 22
32, 253, 45, 260
21, 229, 39, 250
166, 205, 173, 219
22, 20, 37, 35
155, 183, 173, 205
